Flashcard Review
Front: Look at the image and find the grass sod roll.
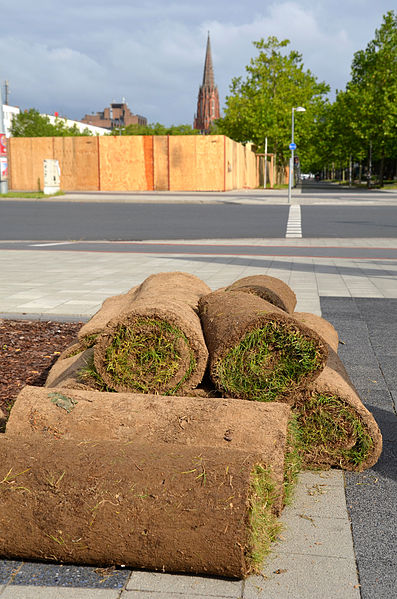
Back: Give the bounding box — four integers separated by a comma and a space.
94, 302, 207, 394
44, 348, 97, 391
293, 312, 339, 353
199, 291, 328, 403
7, 387, 292, 514
295, 349, 382, 471
0, 438, 285, 578
225, 275, 297, 314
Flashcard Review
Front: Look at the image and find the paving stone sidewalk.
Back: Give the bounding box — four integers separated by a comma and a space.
0, 238, 396, 598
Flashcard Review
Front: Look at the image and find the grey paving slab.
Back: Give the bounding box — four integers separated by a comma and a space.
284, 474, 348, 518
243, 555, 361, 599
272, 513, 354, 558
0, 587, 121, 598
125, 571, 243, 597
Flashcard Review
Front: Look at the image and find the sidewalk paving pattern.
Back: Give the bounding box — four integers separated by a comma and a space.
0, 234, 396, 598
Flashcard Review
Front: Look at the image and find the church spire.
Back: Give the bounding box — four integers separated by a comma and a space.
194, 32, 220, 134
202, 32, 215, 87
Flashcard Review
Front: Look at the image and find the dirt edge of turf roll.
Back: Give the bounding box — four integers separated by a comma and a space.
7, 386, 292, 515
225, 275, 297, 314
199, 290, 328, 403
293, 312, 339, 353
295, 349, 382, 471
0, 438, 285, 578
44, 348, 96, 391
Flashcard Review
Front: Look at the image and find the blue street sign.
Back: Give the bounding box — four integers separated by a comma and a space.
289, 142, 297, 150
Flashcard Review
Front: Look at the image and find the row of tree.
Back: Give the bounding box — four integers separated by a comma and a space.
217, 11, 397, 186
9, 11, 397, 186
9, 110, 199, 138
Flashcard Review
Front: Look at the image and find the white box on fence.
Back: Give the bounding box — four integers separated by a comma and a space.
43, 159, 61, 195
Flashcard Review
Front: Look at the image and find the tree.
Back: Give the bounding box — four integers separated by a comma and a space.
10, 109, 93, 137
111, 122, 200, 136
347, 11, 397, 185
216, 37, 330, 165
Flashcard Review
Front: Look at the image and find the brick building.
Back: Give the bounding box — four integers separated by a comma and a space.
81, 100, 147, 130
194, 34, 220, 134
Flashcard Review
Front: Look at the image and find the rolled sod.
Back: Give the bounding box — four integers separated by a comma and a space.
199, 291, 328, 403
78, 285, 139, 346
0, 438, 286, 578
93, 272, 211, 394
225, 275, 297, 314
44, 348, 102, 391
293, 312, 339, 352
7, 386, 291, 514
295, 349, 382, 471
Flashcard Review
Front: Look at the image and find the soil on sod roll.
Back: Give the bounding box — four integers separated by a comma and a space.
225, 275, 297, 314
7, 387, 292, 514
199, 291, 328, 403
295, 349, 382, 471
0, 438, 283, 578
44, 348, 97, 390
293, 312, 339, 353
92, 272, 210, 395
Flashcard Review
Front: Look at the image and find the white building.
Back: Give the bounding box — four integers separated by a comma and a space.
2, 105, 108, 137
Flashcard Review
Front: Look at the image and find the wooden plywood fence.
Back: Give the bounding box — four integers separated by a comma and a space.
9, 135, 258, 192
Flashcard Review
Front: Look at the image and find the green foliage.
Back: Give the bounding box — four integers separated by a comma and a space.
111, 122, 200, 136
216, 36, 330, 164
308, 11, 397, 182
10, 108, 93, 137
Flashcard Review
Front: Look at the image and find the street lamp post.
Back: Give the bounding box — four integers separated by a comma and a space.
288, 106, 305, 203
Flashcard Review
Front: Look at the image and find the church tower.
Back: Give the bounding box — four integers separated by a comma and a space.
194, 33, 220, 133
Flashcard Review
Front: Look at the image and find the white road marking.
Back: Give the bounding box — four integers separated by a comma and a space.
286, 205, 302, 238
29, 242, 76, 247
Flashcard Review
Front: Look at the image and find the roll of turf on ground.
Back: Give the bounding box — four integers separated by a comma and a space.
293, 312, 339, 352
0, 438, 286, 578
7, 386, 291, 514
94, 272, 210, 394
78, 285, 140, 347
225, 275, 297, 314
294, 349, 382, 471
199, 291, 328, 403
44, 348, 106, 391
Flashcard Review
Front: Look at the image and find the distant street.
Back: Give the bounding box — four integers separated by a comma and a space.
0, 188, 397, 240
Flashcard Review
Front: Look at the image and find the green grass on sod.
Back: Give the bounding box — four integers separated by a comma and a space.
104, 319, 196, 395
246, 464, 283, 573
295, 393, 373, 469
215, 323, 322, 401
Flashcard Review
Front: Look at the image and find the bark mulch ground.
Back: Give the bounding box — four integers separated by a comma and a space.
0, 319, 82, 422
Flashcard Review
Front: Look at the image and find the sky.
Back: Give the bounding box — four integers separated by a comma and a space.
0, 1, 395, 126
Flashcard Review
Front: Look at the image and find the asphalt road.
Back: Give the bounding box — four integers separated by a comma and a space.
1, 201, 397, 240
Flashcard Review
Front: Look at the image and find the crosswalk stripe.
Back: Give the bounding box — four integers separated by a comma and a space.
286, 205, 302, 238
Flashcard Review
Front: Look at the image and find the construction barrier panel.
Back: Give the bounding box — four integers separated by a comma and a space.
8, 136, 258, 192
